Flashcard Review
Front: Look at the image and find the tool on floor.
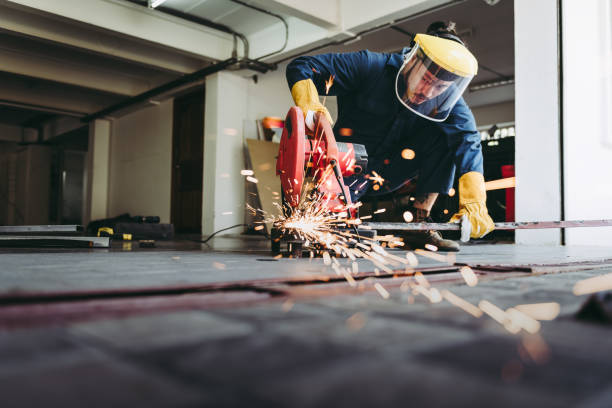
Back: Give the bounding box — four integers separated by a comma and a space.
97, 227, 132, 241
272, 107, 370, 255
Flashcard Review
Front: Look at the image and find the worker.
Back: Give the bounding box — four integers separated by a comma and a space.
286, 21, 494, 252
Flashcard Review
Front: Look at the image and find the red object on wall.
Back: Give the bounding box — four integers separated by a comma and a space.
501, 165, 515, 222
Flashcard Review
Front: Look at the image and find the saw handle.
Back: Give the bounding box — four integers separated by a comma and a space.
313, 111, 338, 165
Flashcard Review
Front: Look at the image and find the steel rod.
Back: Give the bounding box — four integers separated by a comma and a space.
363, 219, 612, 231
0, 225, 82, 234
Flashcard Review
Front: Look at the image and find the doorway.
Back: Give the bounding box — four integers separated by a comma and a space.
171, 87, 205, 234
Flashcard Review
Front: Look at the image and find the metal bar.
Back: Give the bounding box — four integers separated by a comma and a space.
0, 225, 82, 234
0, 236, 109, 248
363, 219, 612, 231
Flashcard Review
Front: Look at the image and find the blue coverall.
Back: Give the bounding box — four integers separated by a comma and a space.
286, 49, 484, 202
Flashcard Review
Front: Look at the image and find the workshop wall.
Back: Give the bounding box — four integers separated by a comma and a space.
108, 100, 173, 223
471, 101, 515, 127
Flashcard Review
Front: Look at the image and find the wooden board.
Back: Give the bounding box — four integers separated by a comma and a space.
245, 139, 282, 230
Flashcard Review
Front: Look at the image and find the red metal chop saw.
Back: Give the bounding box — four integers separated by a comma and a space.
272, 107, 369, 255
276, 107, 367, 216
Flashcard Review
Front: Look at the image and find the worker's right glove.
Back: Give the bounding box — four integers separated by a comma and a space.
449, 171, 495, 239
290, 79, 333, 130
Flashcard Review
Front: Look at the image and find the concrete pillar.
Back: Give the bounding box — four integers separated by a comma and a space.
514, 0, 562, 245
561, 0, 612, 245
202, 72, 248, 236
84, 119, 111, 226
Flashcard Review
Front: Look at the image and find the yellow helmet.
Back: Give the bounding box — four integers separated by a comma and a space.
395, 33, 478, 121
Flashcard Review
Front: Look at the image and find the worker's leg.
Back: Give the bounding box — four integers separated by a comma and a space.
412, 192, 439, 220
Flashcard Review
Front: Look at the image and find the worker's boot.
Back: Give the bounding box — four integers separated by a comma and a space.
400, 209, 460, 252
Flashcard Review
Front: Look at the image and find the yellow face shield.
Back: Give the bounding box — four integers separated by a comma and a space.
395, 34, 478, 122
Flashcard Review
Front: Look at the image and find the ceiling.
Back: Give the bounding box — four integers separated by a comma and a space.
0, 0, 514, 130
309, 0, 514, 86
154, 0, 286, 35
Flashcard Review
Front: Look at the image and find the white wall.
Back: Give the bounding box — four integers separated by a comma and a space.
85, 119, 111, 225
562, 0, 612, 245
203, 71, 249, 235
514, 0, 561, 245
471, 101, 515, 127
245, 61, 295, 138
108, 101, 173, 223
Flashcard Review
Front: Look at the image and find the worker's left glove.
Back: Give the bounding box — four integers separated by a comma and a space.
449, 171, 495, 239
290, 79, 333, 130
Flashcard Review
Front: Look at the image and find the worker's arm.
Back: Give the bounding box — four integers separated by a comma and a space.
285, 51, 374, 126
441, 100, 495, 238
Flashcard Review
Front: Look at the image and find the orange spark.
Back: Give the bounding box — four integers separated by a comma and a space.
401, 149, 415, 160
514, 303, 560, 320
573, 272, 612, 295
325, 75, 335, 94
441, 289, 483, 318
459, 266, 478, 287
369, 171, 385, 185
403, 211, 414, 222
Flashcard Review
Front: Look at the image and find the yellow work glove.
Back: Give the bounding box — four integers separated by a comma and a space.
449, 171, 495, 239
290, 79, 333, 126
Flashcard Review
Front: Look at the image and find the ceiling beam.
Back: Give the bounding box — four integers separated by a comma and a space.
3, 0, 235, 62
248, 0, 453, 61
0, 45, 161, 96
247, 0, 340, 29
0, 3, 208, 74
0, 73, 123, 115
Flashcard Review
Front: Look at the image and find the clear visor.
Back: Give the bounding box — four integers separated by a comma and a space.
395, 45, 473, 122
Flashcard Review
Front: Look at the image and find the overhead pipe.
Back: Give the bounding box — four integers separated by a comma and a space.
81, 57, 237, 122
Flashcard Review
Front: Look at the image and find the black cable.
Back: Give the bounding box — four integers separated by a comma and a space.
227, 0, 289, 60
199, 224, 248, 244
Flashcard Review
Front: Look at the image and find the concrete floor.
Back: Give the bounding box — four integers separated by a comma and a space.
1, 236, 612, 407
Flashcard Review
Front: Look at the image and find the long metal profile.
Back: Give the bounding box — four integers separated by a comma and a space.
0, 236, 109, 248
364, 219, 612, 231
0, 225, 82, 234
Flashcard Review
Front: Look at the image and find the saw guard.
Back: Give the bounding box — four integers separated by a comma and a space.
276, 106, 305, 207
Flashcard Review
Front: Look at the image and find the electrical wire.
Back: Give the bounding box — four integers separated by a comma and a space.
199, 223, 248, 244
227, 0, 289, 60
